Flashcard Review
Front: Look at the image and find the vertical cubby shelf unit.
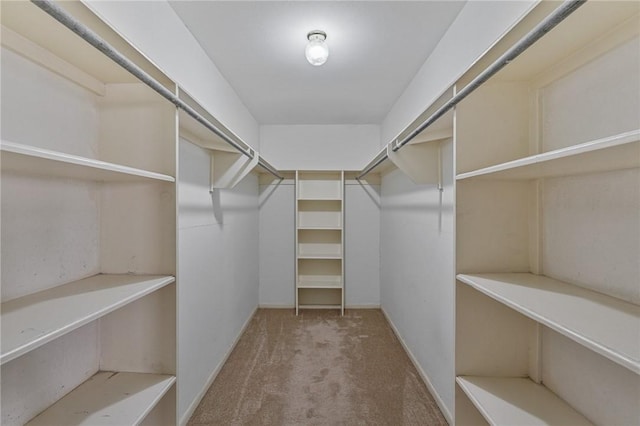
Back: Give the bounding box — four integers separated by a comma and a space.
295, 171, 345, 314
1, 2, 177, 425
454, 1, 639, 425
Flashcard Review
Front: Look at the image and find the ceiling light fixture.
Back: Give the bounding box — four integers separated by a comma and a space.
305, 30, 329, 66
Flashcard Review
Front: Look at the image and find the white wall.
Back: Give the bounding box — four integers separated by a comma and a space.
380, 140, 455, 421
83, 0, 260, 149
381, 0, 537, 145
258, 178, 381, 308
178, 139, 259, 423
258, 179, 296, 307
345, 181, 381, 307
260, 124, 380, 171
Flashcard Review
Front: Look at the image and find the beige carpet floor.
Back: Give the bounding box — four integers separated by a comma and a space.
188, 309, 448, 426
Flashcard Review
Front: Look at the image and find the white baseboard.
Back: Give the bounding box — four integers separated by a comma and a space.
381, 307, 453, 425
346, 304, 381, 309
179, 306, 258, 426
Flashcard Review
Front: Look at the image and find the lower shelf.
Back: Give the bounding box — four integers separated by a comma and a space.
298, 287, 342, 305
297, 287, 343, 314
456, 376, 592, 425
297, 275, 342, 288
298, 304, 343, 310
27, 371, 175, 425
1, 274, 176, 365
456, 273, 640, 373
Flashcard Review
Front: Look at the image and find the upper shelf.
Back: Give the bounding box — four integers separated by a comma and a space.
457, 130, 640, 180
1, 141, 175, 183
1, 274, 175, 365
492, 2, 639, 83
177, 88, 283, 187
27, 371, 175, 426
456, 376, 593, 426
457, 273, 640, 374
356, 88, 455, 182
1, 1, 174, 92
298, 175, 343, 200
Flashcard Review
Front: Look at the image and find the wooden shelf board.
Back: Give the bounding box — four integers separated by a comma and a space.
298, 304, 342, 310
456, 376, 593, 426
297, 283, 343, 289
1, 141, 175, 182
298, 275, 342, 284
1, 274, 175, 365
457, 130, 640, 180
297, 255, 343, 260
297, 197, 342, 201
27, 371, 175, 426
297, 226, 342, 230
457, 273, 640, 373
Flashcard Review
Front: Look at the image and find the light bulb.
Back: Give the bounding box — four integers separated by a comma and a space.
305, 30, 328, 66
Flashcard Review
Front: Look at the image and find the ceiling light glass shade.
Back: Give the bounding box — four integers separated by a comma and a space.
305, 30, 328, 66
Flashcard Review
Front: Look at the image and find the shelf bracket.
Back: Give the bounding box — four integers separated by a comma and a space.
387, 141, 440, 185
209, 150, 259, 191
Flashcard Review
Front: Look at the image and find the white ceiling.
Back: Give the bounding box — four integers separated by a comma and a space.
169, 1, 466, 125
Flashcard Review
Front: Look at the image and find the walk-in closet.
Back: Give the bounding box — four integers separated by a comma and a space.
1, 1, 638, 425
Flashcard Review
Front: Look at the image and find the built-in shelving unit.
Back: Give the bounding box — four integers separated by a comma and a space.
456, 376, 593, 426
27, 372, 176, 426
295, 171, 344, 314
454, 1, 640, 424
1, 274, 175, 365
457, 273, 640, 374
1, 1, 177, 424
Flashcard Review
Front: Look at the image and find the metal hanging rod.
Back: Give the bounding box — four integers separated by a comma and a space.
357, 148, 388, 181
256, 156, 280, 178
31, 0, 284, 180
357, 0, 586, 180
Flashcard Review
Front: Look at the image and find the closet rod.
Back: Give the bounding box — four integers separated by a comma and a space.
31, 0, 284, 181
356, 0, 585, 180
358, 148, 388, 181
257, 156, 280, 178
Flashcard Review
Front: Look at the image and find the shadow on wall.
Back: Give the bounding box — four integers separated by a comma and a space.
211, 189, 223, 224
356, 180, 382, 208
258, 177, 288, 208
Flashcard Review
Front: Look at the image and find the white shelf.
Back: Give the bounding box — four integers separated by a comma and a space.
27, 371, 175, 425
297, 202, 342, 229
297, 196, 342, 201
1, 141, 175, 183
457, 130, 640, 180
298, 277, 343, 289
457, 273, 640, 373
456, 376, 593, 425
297, 284, 343, 289
298, 230, 342, 259
298, 226, 342, 230
298, 304, 343, 310
1, 274, 175, 365
298, 254, 343, 260
297, 173, 342, 199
